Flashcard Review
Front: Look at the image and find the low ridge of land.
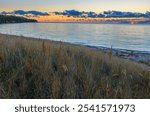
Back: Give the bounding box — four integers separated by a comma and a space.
0, 15, 37, 24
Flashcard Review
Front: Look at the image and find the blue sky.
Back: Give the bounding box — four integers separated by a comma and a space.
0, 0, 150, 12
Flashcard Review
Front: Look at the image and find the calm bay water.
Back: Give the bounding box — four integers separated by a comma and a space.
0, 23, 150, 52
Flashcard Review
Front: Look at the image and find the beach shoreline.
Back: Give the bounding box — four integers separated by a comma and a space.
0, 33, 150, 66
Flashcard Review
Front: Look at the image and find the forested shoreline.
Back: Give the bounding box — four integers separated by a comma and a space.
0, 15, 37, 24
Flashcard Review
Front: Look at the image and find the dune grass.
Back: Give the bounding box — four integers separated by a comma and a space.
0, 34, 150, 99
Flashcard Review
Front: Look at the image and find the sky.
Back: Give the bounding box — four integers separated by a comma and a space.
0, 0, 150, 13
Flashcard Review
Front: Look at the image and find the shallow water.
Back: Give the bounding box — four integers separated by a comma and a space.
0, 23, 150, 52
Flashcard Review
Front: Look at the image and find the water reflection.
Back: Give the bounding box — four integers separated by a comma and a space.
0, 23, 150, 51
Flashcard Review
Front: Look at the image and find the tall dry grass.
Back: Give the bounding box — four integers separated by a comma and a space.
0, 34, 150, 99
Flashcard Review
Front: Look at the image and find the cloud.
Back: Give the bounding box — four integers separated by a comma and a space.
146, 12, 150, 17
103, 11, 146, 18
0, 10, 49, 16
1, 10, 150, 18
54, 10, 150, 18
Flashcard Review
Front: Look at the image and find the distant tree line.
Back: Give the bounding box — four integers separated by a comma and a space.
0, 15, 37, 24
